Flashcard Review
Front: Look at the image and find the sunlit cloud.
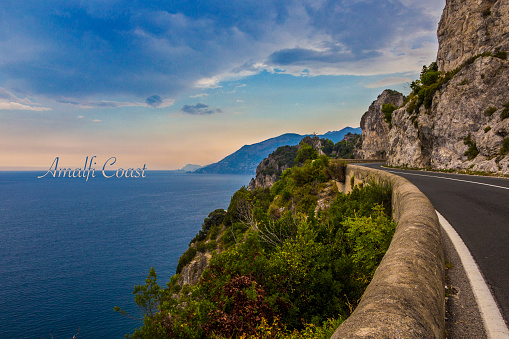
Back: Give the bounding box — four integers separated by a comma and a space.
0, 87, 52, 111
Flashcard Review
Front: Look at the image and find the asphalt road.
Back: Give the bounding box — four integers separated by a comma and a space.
359, 163, 509, 325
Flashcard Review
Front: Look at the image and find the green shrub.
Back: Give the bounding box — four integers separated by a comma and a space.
206, 240, 217, 251
295, 142, 318, 164
500, 138, 509, 155
176, 247, 197, 274
501, 102, 509, 120
484, 106, 497, 116
464, 134, 479, 160
493, 51, 507, 60
381, 103, 397, 127
484, 126, 492, 133
196, 241, 207, 253
344, 205, 396, 283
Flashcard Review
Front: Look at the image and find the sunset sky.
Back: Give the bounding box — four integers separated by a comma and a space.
0, 0, 445, 170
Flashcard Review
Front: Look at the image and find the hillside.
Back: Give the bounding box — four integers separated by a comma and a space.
195, 127, 361, 175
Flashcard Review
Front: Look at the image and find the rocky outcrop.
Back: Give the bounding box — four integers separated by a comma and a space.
384, 0, 509, 174
387, 55, 509, 173
248, 145, 299, 189
248, 136, 327, 190
177, 251, 211, 287
437, 0, 509, 73
357, 90, 404, 160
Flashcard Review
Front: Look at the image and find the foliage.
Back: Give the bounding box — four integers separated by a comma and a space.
295, 142, 318, 164
406, 52, 507, 115
493, 51, 507, 60
344, 205, 395, 283
463, 134, 479, 160
176, 247, 197, 274
484, 126, 491, 133
484, 106, 497, 116
190, 209, 226, 244
330, 133, 362, 159
381, 103, 397, 127
501, 102, 509, 120
258, 146, 299, 178
118, 158, 395, 338
500, 138, 509, 156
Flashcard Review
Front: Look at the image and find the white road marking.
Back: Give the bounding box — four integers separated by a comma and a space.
384, 169, 509, 191
437, 211, 509, 338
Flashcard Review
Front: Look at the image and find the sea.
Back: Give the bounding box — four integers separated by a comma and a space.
0, 171, 252, 339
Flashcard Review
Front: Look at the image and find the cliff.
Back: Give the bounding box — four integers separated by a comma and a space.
357, 90, 404, 160
437, 0, 509, 73
360, 0, 509, 175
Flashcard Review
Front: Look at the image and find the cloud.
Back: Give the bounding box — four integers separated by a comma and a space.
0, 87, 52, 111
58, 97, 174, 109
190, 93, 209, 98
0, 0, 444, 104
145, 95, 163, 107
365, 77, 413, 88
180, 103, 223, 115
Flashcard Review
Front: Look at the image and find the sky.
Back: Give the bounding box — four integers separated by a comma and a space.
0, 0, 445, 170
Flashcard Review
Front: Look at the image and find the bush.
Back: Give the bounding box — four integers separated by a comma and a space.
484, 126, 492, 133
381, 103, 397, 127
484, 106, 497, 116
464, 134, 479, 160
295, 142, 318, 164
501, 102, 509, 120
176, 247, 197, 274
493, 51, 507, 60
501, 138, 509, 155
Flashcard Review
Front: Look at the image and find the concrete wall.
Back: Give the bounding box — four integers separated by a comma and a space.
332, 165, 445, 338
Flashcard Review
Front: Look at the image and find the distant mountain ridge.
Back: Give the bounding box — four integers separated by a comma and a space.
195, 127, 361, 175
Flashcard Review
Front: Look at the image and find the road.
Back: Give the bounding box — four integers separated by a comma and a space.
360, 163, 509, 326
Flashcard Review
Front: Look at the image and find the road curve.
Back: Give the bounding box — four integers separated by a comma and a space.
359, 163, 509, 326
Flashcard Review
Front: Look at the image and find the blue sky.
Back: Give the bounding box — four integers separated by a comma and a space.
0, 0, 445, 170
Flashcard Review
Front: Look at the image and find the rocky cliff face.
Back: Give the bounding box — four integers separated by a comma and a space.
357, 90, 404, 160
387, 55, 509, 173
248, 145, 299, 189
177, 251, 211, 287
382, 0, 509, 174
437, 0, 509, 73
248, 136, 328, 190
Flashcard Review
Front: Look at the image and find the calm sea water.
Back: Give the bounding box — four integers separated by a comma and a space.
0, 171, 252, 339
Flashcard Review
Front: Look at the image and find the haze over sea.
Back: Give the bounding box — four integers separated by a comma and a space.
0, 171, 251, 338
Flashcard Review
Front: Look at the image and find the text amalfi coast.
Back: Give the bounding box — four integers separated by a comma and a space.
37, 156, 147, 181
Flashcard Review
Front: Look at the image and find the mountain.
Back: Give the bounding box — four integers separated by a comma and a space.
358, 0, 509, 175
180, 164, 203, 172
194, 127, 361, 175
171, 164, 203, 173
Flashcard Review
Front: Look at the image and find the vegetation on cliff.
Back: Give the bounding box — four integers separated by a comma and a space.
116, 156, 395, 338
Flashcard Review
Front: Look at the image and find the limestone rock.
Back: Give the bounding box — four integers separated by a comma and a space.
177, 251, 211, 287
387, 56, 509, 174
385, 0, 509, 175
437, 0, 509, 73
358, 90, 404, 160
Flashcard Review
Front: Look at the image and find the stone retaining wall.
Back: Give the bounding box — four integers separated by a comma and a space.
332, 165, 445, 338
